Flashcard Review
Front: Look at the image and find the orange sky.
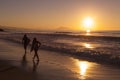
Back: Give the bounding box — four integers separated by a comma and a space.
0, 0, 120, 31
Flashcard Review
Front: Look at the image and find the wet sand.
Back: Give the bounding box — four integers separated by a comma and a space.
0, 38, 120, 80
0, 61, 33, 80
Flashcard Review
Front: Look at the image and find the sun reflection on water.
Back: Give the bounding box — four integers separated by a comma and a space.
84, 43, 93, 48
86, 32, 91, 35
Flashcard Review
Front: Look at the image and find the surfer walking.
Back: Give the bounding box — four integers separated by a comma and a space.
22, 34, 30, 54
31, 38, 41, 61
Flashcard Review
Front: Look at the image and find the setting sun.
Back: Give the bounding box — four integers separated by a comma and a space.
83, 17, 94, 28
82, 17, 94, 32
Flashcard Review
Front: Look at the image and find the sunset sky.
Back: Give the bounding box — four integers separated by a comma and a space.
0, 0, 120, 31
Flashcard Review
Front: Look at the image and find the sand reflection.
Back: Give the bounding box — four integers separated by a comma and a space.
74, 59, 92, 79
79, 62, 89, 76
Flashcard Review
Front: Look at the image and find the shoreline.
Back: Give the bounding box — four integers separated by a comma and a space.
2, 36, 120, 68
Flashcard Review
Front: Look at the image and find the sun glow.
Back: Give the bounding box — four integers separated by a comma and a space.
86, 29, 90, 33
86, 29, 91, 35
83, 17, 93, 28
82, 16, 94, 32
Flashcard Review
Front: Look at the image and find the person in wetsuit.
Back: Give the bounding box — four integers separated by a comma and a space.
31, 38, 41, 61
22, 34, 30, 54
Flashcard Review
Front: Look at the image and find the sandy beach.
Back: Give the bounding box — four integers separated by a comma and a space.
0, 0, 120, 80
0, 33, 120, 80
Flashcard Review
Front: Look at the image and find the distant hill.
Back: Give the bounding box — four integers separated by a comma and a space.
0, 25, 31, 32
0, 25, 20, 32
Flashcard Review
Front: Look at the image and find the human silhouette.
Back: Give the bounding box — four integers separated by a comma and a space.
31, 38, 41, 61
22, 34, 30, 54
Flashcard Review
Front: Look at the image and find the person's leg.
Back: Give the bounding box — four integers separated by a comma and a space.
25, 49, 26, 54
35, 50, 39, 61
24, 44, 27, 54
33, 50, 36, 60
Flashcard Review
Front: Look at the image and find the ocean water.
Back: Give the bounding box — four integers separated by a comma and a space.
69, 31, 120, 37
54, 31, 120, 55
38, 31, 120, 56
1, 30, 120, 65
